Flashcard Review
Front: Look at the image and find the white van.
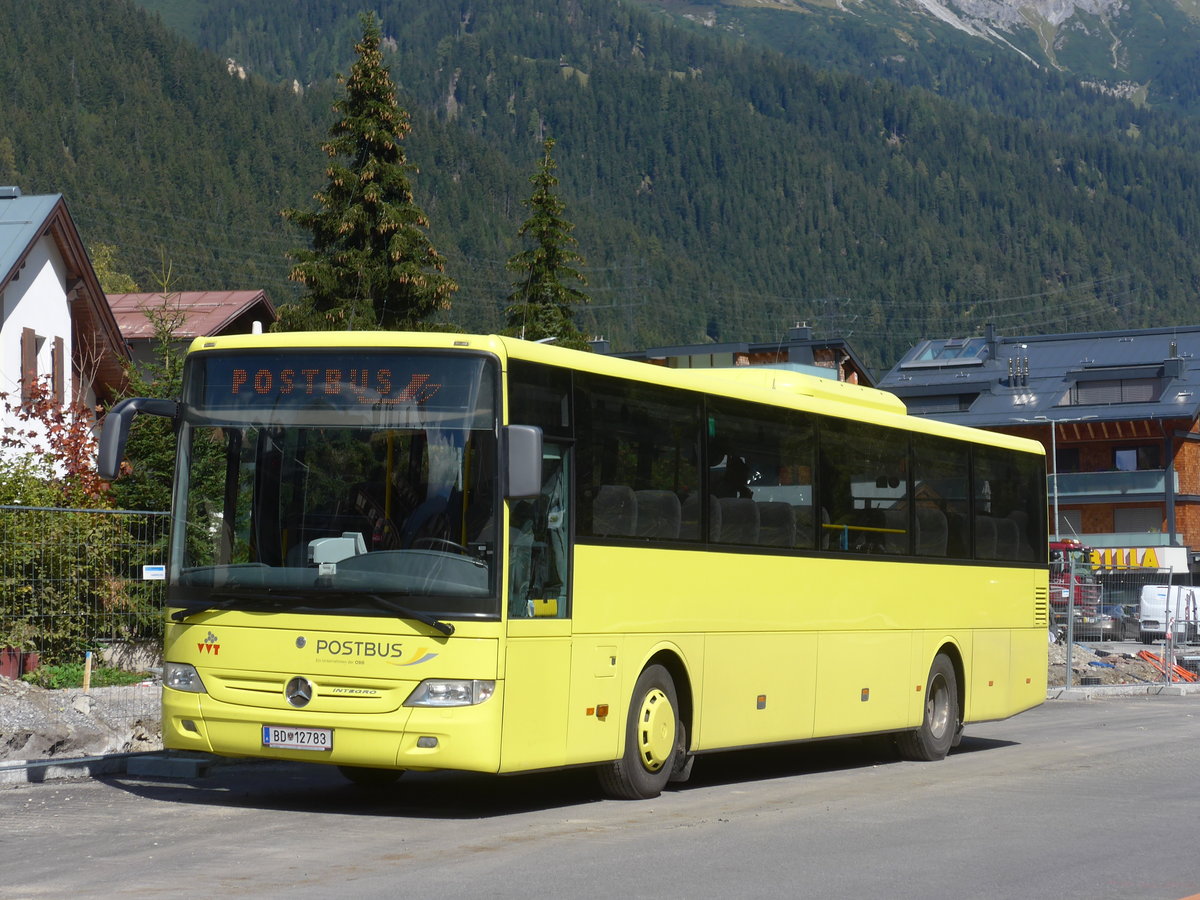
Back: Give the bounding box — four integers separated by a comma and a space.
1139, 584, 1200, 644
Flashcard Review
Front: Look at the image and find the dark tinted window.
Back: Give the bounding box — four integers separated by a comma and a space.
973, 446, 1045, 561
508, 361, 571, 439
818, 417, 910, 555
706, 398, 815, 549
911, 436, 970, 559
1112, 444, 1160, 471
575, 374, 701, 542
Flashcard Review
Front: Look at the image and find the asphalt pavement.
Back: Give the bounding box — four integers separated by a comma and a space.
3, 696, 1199, 899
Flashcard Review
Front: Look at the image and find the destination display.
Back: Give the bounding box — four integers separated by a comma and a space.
189, 351, 495, 416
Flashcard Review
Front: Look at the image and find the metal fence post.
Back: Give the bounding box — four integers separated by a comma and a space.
1065, 555, 1075, 689
1164, 570, 1175, 684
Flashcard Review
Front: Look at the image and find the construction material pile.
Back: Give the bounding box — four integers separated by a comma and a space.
1047, 640, 1196, 687
0, 676, 159, 762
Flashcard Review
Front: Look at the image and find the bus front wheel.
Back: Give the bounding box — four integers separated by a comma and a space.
897, 653, 959, 762
598, 664, 681, 800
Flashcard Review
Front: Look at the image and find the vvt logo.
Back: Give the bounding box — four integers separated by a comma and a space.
197, 631, 220, 655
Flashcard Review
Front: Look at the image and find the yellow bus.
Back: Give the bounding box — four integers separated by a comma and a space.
99, 332, 1049, 799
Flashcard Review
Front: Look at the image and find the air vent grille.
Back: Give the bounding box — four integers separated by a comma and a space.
1033, 586, 1049, 627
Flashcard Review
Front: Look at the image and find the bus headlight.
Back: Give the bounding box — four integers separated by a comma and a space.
404, 679, 495, 707
163, 662, 207, 694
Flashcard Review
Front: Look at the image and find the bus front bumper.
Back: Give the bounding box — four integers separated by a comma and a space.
162, 684, 505, 773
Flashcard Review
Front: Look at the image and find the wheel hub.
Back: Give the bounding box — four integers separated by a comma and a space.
927, 674, 950, 740
636, 688, 675, 772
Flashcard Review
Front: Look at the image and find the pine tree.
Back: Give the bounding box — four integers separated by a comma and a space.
504, 138, 591, 350
279, 12, 456, 332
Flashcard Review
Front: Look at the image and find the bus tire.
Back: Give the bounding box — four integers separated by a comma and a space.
598, 664, 680, 800
337, 765, 404, 787
897, 653, 959, 762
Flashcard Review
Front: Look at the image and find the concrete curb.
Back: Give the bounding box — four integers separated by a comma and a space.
1047, 682, 1200, 700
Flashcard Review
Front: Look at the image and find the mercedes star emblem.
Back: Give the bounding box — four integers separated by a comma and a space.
285, 676, 314, 708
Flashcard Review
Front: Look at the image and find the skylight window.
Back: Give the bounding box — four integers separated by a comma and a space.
901, 338, 988, 368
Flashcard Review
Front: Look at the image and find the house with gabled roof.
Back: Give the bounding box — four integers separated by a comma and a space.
0, 187, 129, 439
877, 323, 1200, 574
107, 290, 277, 370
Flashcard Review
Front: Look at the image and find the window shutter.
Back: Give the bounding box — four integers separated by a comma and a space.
20, 327, 36, 401
52, 337, 65, 405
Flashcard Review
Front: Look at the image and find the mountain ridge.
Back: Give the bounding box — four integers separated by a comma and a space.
653, 0, 1200, 113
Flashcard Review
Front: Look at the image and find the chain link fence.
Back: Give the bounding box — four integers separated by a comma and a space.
1055, 555, 1200, 688
0, 506, 169, 754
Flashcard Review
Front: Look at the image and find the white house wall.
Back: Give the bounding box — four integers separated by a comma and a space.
0, 234, 74, 441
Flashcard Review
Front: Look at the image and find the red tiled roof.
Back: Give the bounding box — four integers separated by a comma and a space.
107, 290, 276, 341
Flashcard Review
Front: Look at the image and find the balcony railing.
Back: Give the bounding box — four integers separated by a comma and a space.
1073, 532, 1172, 547
1052, 468, 1177, 498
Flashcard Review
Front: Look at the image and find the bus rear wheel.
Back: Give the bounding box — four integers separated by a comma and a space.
897, 653, 959, 762
598, 664, 681, 800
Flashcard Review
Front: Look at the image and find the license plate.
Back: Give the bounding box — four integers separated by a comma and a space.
262, 725, 332, 751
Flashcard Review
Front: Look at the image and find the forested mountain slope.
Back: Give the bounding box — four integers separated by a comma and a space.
10, 0, 1200, 368
0, 0, 530, 317
0, 0, 323, 302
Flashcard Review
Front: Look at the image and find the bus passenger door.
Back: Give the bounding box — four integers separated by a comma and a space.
500, 443, 573, 772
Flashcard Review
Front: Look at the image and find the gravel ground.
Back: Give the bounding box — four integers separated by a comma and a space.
0, 676, 160, 762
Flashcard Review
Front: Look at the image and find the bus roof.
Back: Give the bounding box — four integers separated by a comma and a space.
186, 331, 1044, 457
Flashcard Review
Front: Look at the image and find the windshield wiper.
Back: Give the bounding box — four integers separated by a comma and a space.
169, 590, 306, 621
363, 593, 455, 636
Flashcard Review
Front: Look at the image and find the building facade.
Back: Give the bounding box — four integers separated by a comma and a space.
878, 324, 1200, 573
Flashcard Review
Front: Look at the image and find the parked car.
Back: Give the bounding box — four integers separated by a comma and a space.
1072, 604, 1137, 641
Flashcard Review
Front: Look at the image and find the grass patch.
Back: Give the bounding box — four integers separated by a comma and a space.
22, 662, 152, 690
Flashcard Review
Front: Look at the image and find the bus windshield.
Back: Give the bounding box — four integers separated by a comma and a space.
169, 351, 501, 619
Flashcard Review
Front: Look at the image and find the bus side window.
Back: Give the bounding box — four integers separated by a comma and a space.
509, 443, 571, 618
508, 362, 573, 618
706, 399, 815, 551
911, 436, 970, 560
972, 448, 1046, 562
574, 372, 701, 544
508, 499, 536, 617
819, 417, 909, 555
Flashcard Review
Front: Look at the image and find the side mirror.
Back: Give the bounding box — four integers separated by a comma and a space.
97, 397, 179, 481
504, 424, 543, 499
